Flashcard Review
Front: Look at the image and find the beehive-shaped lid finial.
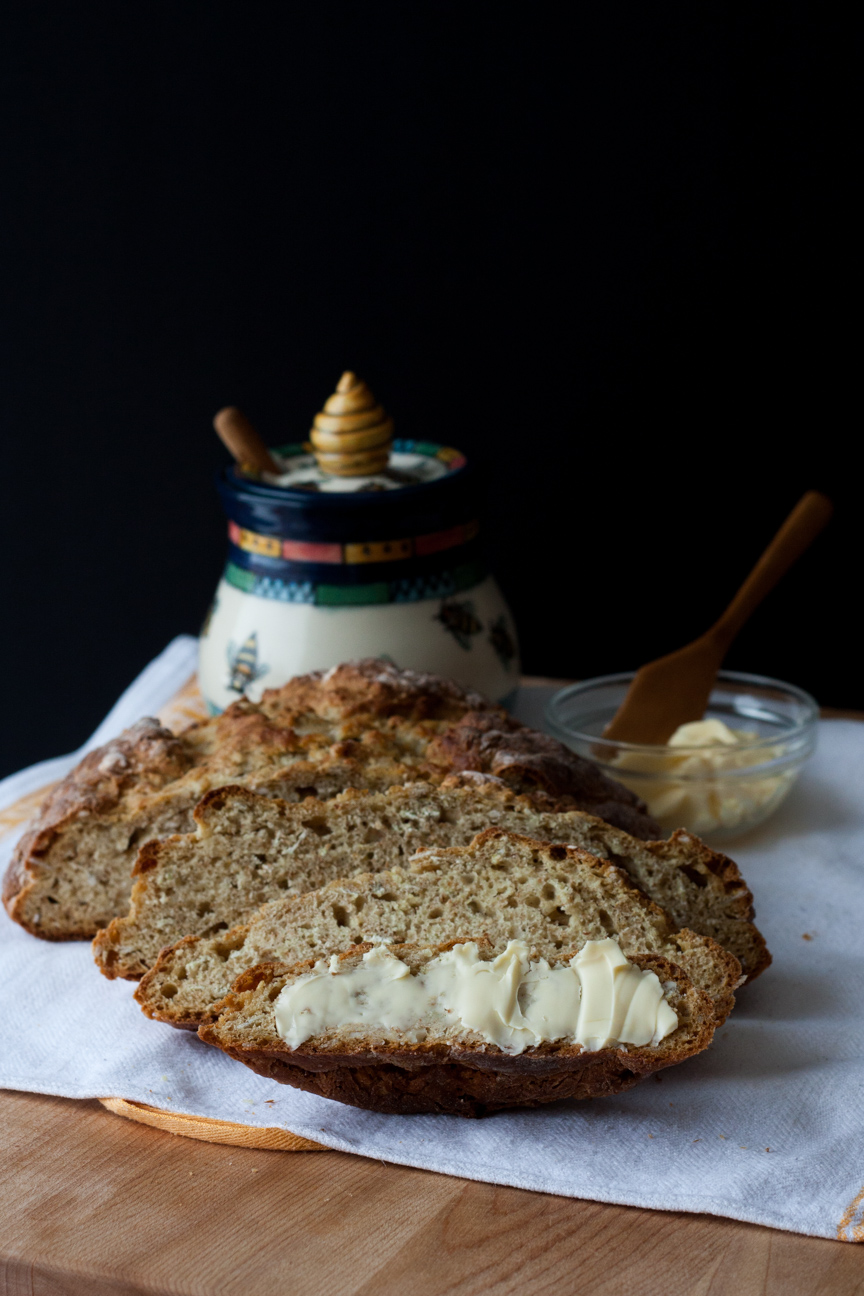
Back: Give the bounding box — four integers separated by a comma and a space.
309, 372, 393, 476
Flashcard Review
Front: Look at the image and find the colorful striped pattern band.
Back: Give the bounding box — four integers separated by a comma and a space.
227, 519, 479, 565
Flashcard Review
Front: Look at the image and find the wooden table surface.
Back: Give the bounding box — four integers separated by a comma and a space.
1, 1089, 862, 1295
3, 692, 864, 1294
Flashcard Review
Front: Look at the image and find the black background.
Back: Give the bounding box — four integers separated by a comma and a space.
1, 3, 854, 777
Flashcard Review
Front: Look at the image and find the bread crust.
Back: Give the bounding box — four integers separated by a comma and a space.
261, 659, 494, 722
651, 831, 772, 981
425, 712, 653, 832
200, 946, 716, 1117
2, 719, 192, 939
5, 661, 661, 939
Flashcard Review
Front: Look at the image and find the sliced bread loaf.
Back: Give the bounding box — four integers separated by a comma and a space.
136, 828, 742, 1031
200, 938, 717, 1117
95, 778, 768, 982
5, 660, 657, 941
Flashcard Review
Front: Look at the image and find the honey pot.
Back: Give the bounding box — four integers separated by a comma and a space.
198, 373, 520, 712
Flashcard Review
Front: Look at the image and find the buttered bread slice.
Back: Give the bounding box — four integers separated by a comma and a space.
136, 829, 742, 1031
5, 660, 658, 941
200, 937, 717, 1117
95, 779, 768, 983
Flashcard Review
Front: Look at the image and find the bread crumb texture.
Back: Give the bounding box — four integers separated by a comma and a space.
138, 828, 742, 1033
6, 660, 662, 940
95, 780, 767, 986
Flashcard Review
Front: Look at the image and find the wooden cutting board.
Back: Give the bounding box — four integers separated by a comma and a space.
98, 1098, 327, 1150
2, 1088, 863, 1296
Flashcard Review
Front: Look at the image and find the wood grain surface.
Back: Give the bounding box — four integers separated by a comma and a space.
1, 1089, 862, 1296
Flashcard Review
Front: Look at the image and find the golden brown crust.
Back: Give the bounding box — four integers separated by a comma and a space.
425, 712, 657, 837
651, 831, 772, 981
258, 659, 495, 724
207, 1050, 651, 1116
2, 719, 192, 934
4, 660, 660, 939
200, 946, 716, 1117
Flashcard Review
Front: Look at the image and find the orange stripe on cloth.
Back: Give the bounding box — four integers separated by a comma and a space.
838, 1183, 864, 1241
0, 784, 57, 840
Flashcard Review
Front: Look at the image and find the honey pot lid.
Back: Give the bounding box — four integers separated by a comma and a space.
254, 371, 467, 496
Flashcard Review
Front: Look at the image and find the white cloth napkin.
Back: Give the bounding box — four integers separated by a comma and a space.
2, 641, 863, 1242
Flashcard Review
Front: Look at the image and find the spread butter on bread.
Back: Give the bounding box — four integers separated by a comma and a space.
199, 935, 718, 1117
137, 829, 743, 1031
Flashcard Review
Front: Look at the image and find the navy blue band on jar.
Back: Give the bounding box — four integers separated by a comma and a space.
215, 446, 488, 607
217, 446, 474, 539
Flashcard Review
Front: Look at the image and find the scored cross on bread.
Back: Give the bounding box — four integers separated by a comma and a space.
136, 828, 743, 1032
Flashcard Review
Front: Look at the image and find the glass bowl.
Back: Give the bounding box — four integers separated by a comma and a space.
545, 670, 818, 843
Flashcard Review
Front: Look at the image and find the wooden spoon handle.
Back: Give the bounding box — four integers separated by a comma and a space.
710, 491, 833, 647
213, 407, 280, 475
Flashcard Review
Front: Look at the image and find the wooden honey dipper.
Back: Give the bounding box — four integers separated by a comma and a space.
213, 407, 280, 476
309, 372, 394, 476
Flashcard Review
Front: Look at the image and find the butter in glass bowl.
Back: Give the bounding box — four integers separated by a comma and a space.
545, 672, 818, 842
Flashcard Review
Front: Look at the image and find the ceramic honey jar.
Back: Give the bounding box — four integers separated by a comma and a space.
198, 373, 520, 712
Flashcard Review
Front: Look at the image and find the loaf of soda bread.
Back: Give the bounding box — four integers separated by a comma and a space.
4, 661, 659, 941
200, 938, 717, 1117
137, 829, 742, 1030
94, 778, 768, 983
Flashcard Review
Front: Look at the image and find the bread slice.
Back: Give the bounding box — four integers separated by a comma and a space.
137, 828, 742, 1032
199, 939, 717, 1117
4, 661, 658, 941
95, 778, 768, 983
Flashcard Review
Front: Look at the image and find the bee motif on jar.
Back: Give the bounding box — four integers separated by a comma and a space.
226, 633, 269, 694
489, 615, 517, 668
434, 599, 484, 650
